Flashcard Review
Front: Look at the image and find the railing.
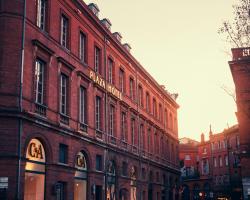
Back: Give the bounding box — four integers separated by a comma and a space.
60, 113, 69, 125
79, 122, 88, 132
96, 129, 103, 139
35, 103, 47, 116
181, 172, 200, 180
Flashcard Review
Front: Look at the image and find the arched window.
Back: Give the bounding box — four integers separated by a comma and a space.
130, 166, 137, 200
107, 160, 116, 200
24, 138, 46, 200
74, 151, 88, 200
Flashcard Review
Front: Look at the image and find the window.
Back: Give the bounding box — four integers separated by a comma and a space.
236, 136, 240, 148
94, 46, 101, 73
108, 58, 113, 84
156, 172, 159, 182
79, 86, 86, 124
119, 68, 125, 92
147, 128, 151, 153
95, 96, 101, 130
169, 113, 173, 130
211, 142, 214, 151
109, 105, 114, 135
37, 0, 47, 30
225, 155, 228, 166
202, 159, 209, 175
96, 155, 102, 171
214, 157, 217, 167
59, 144, 68, 164
138, 86, 143, 107
146, 92, 150, 112
60, 74, 68, 115
159, 104, 162, 121
79, 32, 86, 62
140, 124, 144, 149
164, 109, 168, 128
203, 147, 207, 154
142, 168, 146, 180
154, 132, 159, 154
153, 99, 157, 117
55, 182, 66, 200
35, 59, 45, 104
121, 112, 126, 141
122, 161, 128, 176
61, 15, 69, 48
131, 118, 135, 146
219, 156, 223, 167
184, 155, 191, 160
129, 77, 134, 100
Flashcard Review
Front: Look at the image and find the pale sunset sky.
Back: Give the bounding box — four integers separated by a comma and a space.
84, 0, 238, 141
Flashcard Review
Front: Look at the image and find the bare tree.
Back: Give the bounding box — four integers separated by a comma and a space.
218, 0, 250, 47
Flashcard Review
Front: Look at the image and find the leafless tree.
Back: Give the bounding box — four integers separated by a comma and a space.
218, 0, 250, 47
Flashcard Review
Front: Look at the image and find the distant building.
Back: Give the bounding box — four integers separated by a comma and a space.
179, 125, 242, 200
229, 47, 250, 200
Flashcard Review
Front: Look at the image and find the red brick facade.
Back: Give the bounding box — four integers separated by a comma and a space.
179, 125, 242, 200
229, 48, 250, 200
0, 0, 179, 200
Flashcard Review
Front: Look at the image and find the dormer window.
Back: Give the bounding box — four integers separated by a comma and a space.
88, 3, 100, 17
113, 32, 122, 42
123, 43, 131, 52
101, 18, 112, 30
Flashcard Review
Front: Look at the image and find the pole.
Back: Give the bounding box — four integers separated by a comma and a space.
16, 0, 26, 199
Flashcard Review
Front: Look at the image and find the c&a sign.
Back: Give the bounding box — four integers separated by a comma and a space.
75, 152, 87, 170
26, 138, 45, 163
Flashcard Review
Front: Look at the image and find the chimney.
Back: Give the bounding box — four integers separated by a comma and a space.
123, 43, 131, 52
88, 3, 100, 17
101, 18, 112, 30
201, 133, 205, 143
113, 32, 122, 42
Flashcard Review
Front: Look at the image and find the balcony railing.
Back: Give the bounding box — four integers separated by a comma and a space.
181, 171, 200, 180
60, 113, 69, 125
96, 129, 103, 139
35, 103, 47, 116
79, 122, 88, 132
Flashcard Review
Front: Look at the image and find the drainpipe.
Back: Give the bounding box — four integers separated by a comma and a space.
16, 0, 26, 199
104, 35, 108, 200
135, 69, 142, 200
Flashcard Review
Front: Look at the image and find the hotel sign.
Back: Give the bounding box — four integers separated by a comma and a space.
89, 70, 122, 100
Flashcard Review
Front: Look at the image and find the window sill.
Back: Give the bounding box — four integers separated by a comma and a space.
57, 162, 69, 167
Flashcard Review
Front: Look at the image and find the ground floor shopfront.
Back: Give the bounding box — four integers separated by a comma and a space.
0, 117, 180, 200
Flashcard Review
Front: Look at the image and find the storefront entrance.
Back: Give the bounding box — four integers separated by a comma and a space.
74, 151, 88, 200
24, 138, 46, 200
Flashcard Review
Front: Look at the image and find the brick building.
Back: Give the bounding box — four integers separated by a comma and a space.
229, 47, 250, 200
0, 0, 180, 200
179, 125, 242, 200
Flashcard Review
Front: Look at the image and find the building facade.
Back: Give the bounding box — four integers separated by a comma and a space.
0, 0, 180, 200
229, 47, 250, 200
179, 125, 242, 200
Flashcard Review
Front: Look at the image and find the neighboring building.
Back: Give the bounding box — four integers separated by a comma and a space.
0, 0, 180, 200
179, 125, 242, 200
229, 47, 250, 200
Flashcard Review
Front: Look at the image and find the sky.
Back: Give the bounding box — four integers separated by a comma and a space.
84, 0, 238, 141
